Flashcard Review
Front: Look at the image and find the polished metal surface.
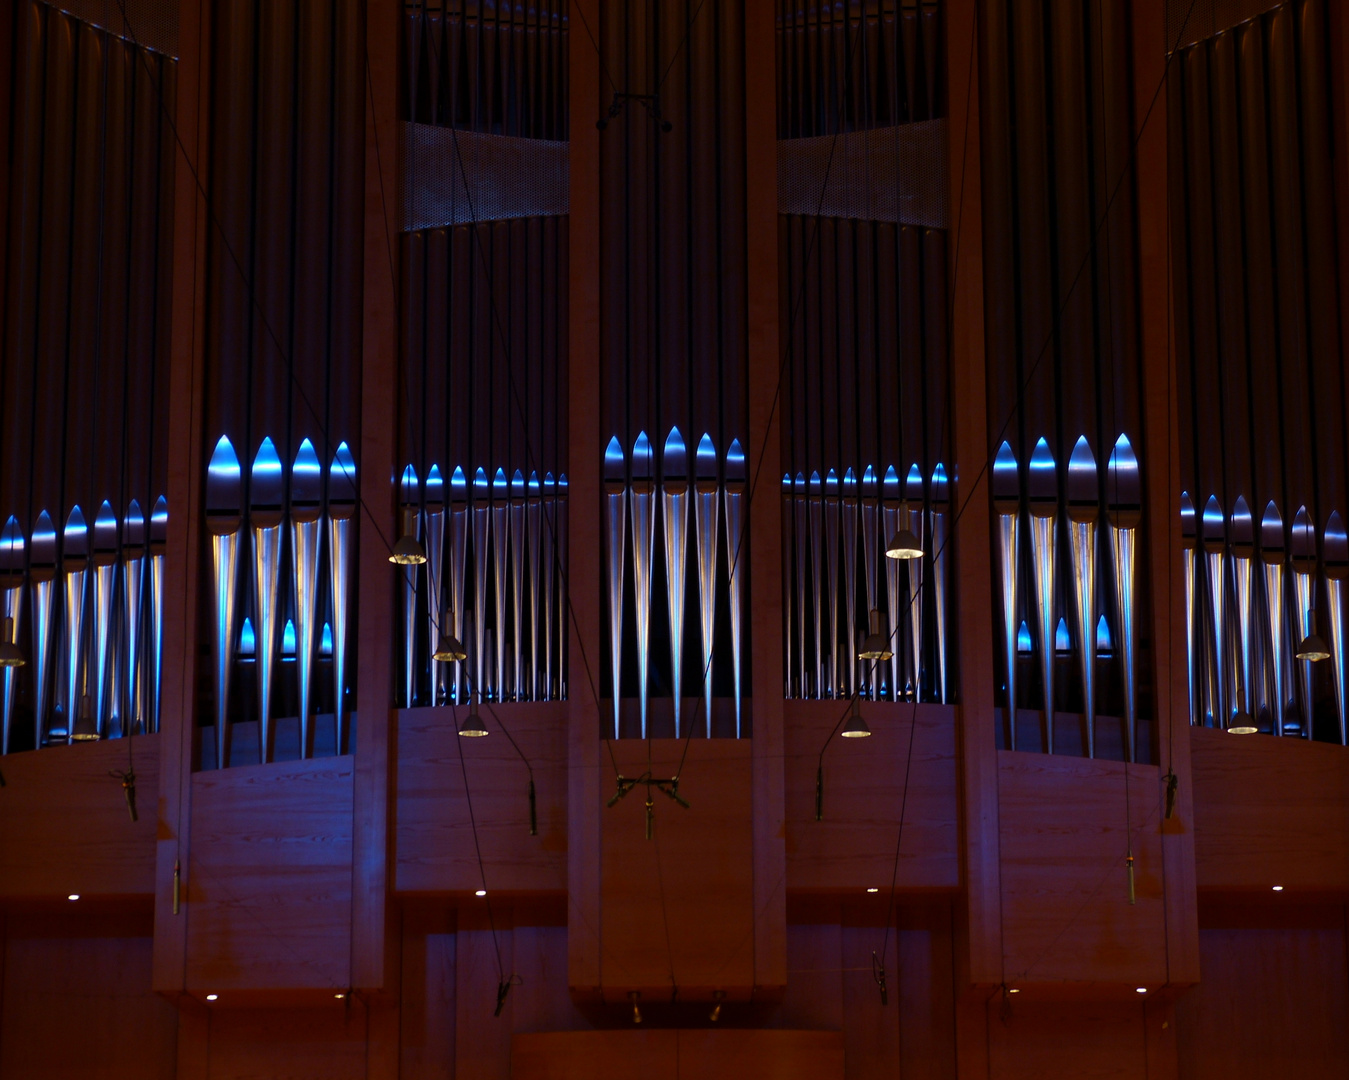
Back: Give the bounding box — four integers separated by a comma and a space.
1066, 438, 1098, 757
1201, 495, 1227, 727
604, 438, 627, 738
1259, 500, 1286, 737
424, 465, 447, 706
809, 470, 825, 698
491, 468, 510, 702
1181, 492, 1198, 726
1028, 439, 1058, 752
91, 502, 119, 737
824, 469, 841, 699
207, 435, 243, 768
252, 439, 285, 761
725, 440, 746, 735
541, 473, 556, 702
449, 467, 470, 704
527, 472, 542, 700
149, 497, 167, 734
1106, 436, 1141, 753
1229, 496, 1256, 731
793, 473, 809, 699
31, 512, 58, 746
510, 470, 526, 700
781, 474, 793, 698
557, 473, 569, 700
631, 433, 656, 736
881, 466, 902, 701
122, 503, 145, 736
1323, 511, 1348, 745
662, 429, 690, 736
903, 465, 925, 701
696, 437, 720, 735
62, 506, 89, 744
930, 464, 950, 705
993, 442, 1020, 742
841, 468, 858, 700
1291, 505, 1317, 738
861, 466, 880, 699
328, 445, 356, 752
291, 440, 323, 755
0, 517, 24, 753
472, 467, 491, 710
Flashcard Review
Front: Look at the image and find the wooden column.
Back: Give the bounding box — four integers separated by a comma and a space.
151, 0, 210, 993
943, 0, 1002, 995
745, 0, 787, 994
566, 0, 604, 998
351, 0, 400, 992
1133, 0, 1199, 989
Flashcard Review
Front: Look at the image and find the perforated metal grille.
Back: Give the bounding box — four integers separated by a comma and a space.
777, 119, 948, 228
43, 0, 177, 58
401, 123, 569, 230
1167, 0, 1282, 50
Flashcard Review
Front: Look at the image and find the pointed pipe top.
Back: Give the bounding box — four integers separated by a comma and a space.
150, 496, 169, 554
1027, 438, 1057, 511
492, 467, 509, 500
250, 438, 285, 527
292, 439, 324, 522
473, 466, 491, 499
1180, 491, 1196, 547
1260, 500, 1284, 561
1105, 434, 1141, 527
511, 469, 526, 503
206, 435, 243, 534
904, 464, 924, 504
63, 505, 89, 569
824, 468, 839, 500
450, 465, 469, 505
558, 473, 569, 497
842, 467, 858, 503
528, 470, 541, 498
931, 463, 950, 505
992, 442, 1019, 511
1066, 436, 1098, 523
695, 434, 718, 490
30, 510, 57, 575
0, 515, 25, 587
1324, 511, 1349, 579
1292, 505, 1317, 570
861, 464, 879, 500
1201, 495, 1226, 553
881, 465, 900, 505
424, 464, 445, 511
123, 500, 145, 551
663, 427, 688, 490
329, 443, 358, 519
781, 473, 791, 493
725, 439, 746, 493
809, 470, 823, 497
794, 472, 807, 494
631, 431, 654, 489
400, 464, 421, 507
92, 500, 119, 564
604, 436, 626, 491
542, 471, 556, 497
1230, 496, 1254, 555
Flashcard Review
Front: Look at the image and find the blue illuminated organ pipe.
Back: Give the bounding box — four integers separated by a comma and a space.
1201, 495, 1228, 728
91, 502, 119, 737
207, 436, 243, 768
1105, 436, 1141, 761
251, 439, 285, 762
840, 468, 858, 700
930, 464, 951, 705
1065, 438, 1098, 758
472, 467, 491, 707
1259, 501, 1287, 738
881, 467, 902, 701
630, 433, 657, 738
604, 438, 627, 736
0, 518, 24, 753
903, 465, 925, 702
122, 503, 146, 736
993, 443, 1021, 740
1181, 493, 1199, 727
328, 445, 357, 754
861, 466, 881, 700
491, 468, 510, 703
793, 473, 808, 700
400, 466, 422, 710
724, 440, 747, 738
1324, 513, 1348, 747
527, 472, 542, 701
823, 468, 840, 700
62, 506, 89, 743
556, 473, 569, 701
424, 465, 447, 705
1229, 495, 1256, 730
662, 429, 689, 737
808, 470, 824, 700
697, 438, 721, 733
1027, 439, 1058, 753
290, 440, 324, 758
510, 470, 527, 700
1291, 507, 1317, 737
448, 467, 469, 705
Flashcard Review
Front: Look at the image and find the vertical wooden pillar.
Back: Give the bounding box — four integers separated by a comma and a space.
744, 0, 786, 994
944, 0, 1001, 998
352, 0, 400, 991
152, 0, 210, 993
566, 0, 604, 998
1133, 0, 1199, 988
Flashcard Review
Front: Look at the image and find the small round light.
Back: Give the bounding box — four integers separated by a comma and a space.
1135, 987, 1147, 994
335, 993, 346, 1000
67, 893, 79, 901
206, 994, 218, 1002
1007, 988, 1020, 995
1272, 885, 1284, 892
866, 887, 879, 894
475, 889, 487, 897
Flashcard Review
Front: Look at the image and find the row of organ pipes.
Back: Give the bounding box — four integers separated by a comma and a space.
0, 499, 167, 753
1183, 492, 1349, 743
783, 462, 951, 704
992, 434, 1143, 760
395, 464, 568, 708
604, 429, 746, 739
205, 435, 356, 768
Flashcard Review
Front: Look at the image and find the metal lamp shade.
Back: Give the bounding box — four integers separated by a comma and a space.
1297, 610, 1331, 662
70, 695, 100, 742
457, 701, 489, 737
0, 617, 23, 667
389, 508, 427, 565
840, 699, 872, 738
858, 609, 893, 661
885, 526, 923, 560
1227, 687, 1258, 735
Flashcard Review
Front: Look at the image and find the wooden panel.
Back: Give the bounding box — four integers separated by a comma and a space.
201, 1006, 368, 1080
997, 751, 1169, 987
0, 737, 158, 899
396, 703, 568, 895
677, 1030, 844, 1079
185, 757, 353, 991
398, 907, 457, 1080
599, 740, 754, 1000
784, 701, 958, 892
1190, 725, 1349, 894
513, 1031, 678, 1080
0, 911, 176, 1080
986, 1000, 1149, 1079
512, 1030, 842, 1080
1175, 923, 1349, 1078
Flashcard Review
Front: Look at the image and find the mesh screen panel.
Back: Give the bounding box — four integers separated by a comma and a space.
402, 123, 569, 230
44, 0, 177, 57
1167, 0, 1282, 50
777, 119, 948, 228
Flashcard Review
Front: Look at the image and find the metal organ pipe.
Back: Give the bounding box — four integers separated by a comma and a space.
328, 446, 356, 753
91, 502, 119, 737
809, 471, 825, 699
1027, 439, 1059, 754
662, 429, 690, 737
472, 467, 491, 710
424, 465, 447, 706
930, 464, 950, 705
861, 466, 880, 700
1066, 439, 1098, 758
881, 467, 902, 702
206, 437, 243, 768
824, 469, 841, 700
725, 440, 747, 737
30, 512, 57, 749
604, 438, 626, 738
491, 468, 510, 704
291, 441, 324, 757
841, 469, 859, 701
510, 470, 526, 701
696, 438, 720, 735
630, 433, 656, 738
1201, 495, 1228, 728
1291, 506, 1317, 738
448, 467, 469, 705
1105, 437, 1141, 760
0, 519, 24, 753
251, 438, 285, 762
903, 465, 925, 701
1324, 512, 1348, 745
1229, 496, 1256, 729
62, 507, 89, 744
1259, 501, 1287, 737
122, 504, 145, 736
993, 443, 1021, 746
527, 472, 542, 701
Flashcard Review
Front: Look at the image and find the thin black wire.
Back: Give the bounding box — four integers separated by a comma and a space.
449, 692, 506, 982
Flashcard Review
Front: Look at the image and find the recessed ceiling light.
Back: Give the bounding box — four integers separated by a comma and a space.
66, 893, 79, 901
475, 889, 487, 897
335, 993, 346, 1000
1007, 988, 1020, 994
866, 887, 879, 893
1272, 885, 1284, 892
206, 994, 218, 1002
1135, 987, 1147, 994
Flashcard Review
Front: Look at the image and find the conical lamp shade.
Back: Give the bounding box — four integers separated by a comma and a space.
389, 508, 427, 565
840, 698, 871, 738
1297, 609, 1331, 662
0, 616, 24, 667
457, 700, 488, 737
858, 608, 893, 661
1228, 687, 1258, 735
71, 694, 100, 741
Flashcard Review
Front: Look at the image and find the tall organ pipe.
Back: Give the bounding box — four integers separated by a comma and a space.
1324, 513, 1348, 745
793, 473, 809, 699
206, 437, 243, 768
696, 437, 720, 735
91, 502, 119, 736
1181, 493, 1198, 725
0, 518, 24, 753
328, 447, 356, 752
1202, 495, 1228, 727
541, 473, 556, 701
424, 465, 447, 705
1260, 501, 1287, 737
930, 464, 950, 705
862, 466, 880, 699
1066, 439, 1098, 758
1028, 439, 1058, 753
150, 498, 168, 735
662, 429, 690, 736
809, 471, 825, 698
904, 465, 925, 701
630, 433, 657, 737
824, 469, 841, 699
1291, 506, 1317, 738
510, 470, 527, 700
251, 439, 285, 762
491, 468, 510, 701
62, 507, 89, 743
881, 467, 902, 701
122, 504, 145, 735
291, 441, 323, 756
1230, 496, 1256, 728
1106, 436, 1141, 759
604, 439, 627, 737
449, 467, 469, 704
472, 467, 491, 708
993, 443, 1021, 745
841, 468, 859, 700
725, 441, 747, 736
527, 472, 542, 700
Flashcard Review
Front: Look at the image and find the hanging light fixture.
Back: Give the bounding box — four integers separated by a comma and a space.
858, 608, 893, 661
457, 698, 488, 737
432, 606, 468, 663
71, 694, 100, 741
885, 504, 923, 560
1227, 685, 1258, 735
0, 617, 24, 667
388, 508, 426, 565
840, 696, 871, 738
1297, 609, 1331, 662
